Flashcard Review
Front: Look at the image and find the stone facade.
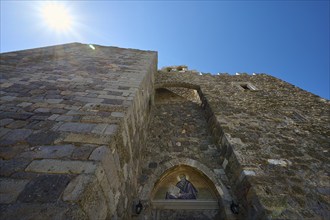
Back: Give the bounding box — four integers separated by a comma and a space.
0, 43, 329, 219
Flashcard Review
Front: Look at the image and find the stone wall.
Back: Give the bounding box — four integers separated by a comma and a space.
151, 68, 330, 219
1, 44, 329, 220
0, 43, 157, 219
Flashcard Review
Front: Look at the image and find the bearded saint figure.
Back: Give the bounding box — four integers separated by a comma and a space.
165, 174, 198, 200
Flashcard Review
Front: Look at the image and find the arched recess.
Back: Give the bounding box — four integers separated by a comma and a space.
155, 82, 201, 90
154, 82, 203, 105
139, 158, 234, 219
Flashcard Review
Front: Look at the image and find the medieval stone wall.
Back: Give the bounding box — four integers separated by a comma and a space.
0, 43, 157, 219
1, 44, 329, 220
137, 87, 231, 219
153, 69, 329, 219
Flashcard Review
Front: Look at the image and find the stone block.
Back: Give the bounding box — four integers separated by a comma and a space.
107, 91, 123, 96
98, 94, 125, 100
19, 144, 75, 159
25, 159, 98, 174
1, 96, 16, 101
26, 131, 60, 146
64, 133, 111, 145
17, 174, 71, 203
16, 102, 32, 107
55, 115, 74, 121
102, 99, 123, 105
58, 122, 96, 133
72, 145, 96, 160
111, 112, 125, 117
89, 146, 110, 161
91, 124, 107, 134
0, 118, 14, 126
63, 174, 94, 201
74, 97, 104, 103
0, 145, 27, 160
50, 108, 67, 114
29, 115, 51, 121
48, 114, 60, 120
118, 86, 130, 90
45, 99, 63, 104
0, 158, 30, 176
104, 124, 118, 135
89, 146, 121, 190
26, 120, 56, 130
81, 180, 108, 220
0, 178, 29, 203
0, 112, 33, 120
148, 162, 158, 169
0, 128, 10, 138
34, 108, 51, 113
0, 203, 80, 220
98, 171, 116, 215
0, 129, 33, 145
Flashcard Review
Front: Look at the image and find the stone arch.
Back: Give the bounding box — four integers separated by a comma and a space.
140, 158, 230, 200
139, 158, 234, 219
154, 82, 203, 105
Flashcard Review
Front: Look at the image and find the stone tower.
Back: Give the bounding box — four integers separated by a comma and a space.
0, 43, 329, 219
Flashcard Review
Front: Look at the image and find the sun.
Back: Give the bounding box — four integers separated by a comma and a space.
40, 2, 73, 32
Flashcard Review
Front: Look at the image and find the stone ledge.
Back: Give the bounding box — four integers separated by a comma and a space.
25, 159, 98, 174
63, 133, 112, 145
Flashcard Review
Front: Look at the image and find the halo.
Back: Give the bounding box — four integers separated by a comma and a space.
176, 173, 190, 181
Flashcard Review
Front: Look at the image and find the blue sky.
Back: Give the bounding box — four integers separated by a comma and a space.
1, 1, 329, 99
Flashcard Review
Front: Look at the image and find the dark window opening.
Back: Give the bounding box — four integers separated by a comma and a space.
240, 84, 250, 90
148, 97, 152, 111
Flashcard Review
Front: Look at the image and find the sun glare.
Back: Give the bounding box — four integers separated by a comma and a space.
41, 2, 73, 32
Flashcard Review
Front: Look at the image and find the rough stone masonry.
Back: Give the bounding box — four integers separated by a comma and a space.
0, 43, 329, 219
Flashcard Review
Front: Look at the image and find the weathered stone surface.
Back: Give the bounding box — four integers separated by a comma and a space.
17, 174, 71, 202
6, 120, 29, 129
0, 129, 33, 145
91, 124, 107, 134
25, 120, 55, 130
102, 98, 123, 105
72, 145, 97, 160
0, 145, 27, 160
0, 203, 87, 220
25, 159, 98, 174
1, 43, 328, 220
111, 112, 125, 117
81, 180, 108, 220
55, 115, 74, 121
25, 131, 60, 146
148, 162, 158, 168
57, 122, 96, 133
63, 174, 94, 201
18, 144, 75, 159
89, 146, 121, 195
64, 133, 111, 145
0, 178, 29, 203
0, 128, 11, 138
0, 158, 31, 176
0, 119, 14, 127
104, 124, 118, 135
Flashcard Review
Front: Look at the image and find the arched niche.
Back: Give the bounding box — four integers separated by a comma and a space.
151, 165, 220, 211
154, 82, 202, 105
138, 159, 234, 219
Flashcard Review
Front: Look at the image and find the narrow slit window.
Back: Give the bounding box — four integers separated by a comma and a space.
235, 82, 257, 91
240, 84, 250, 90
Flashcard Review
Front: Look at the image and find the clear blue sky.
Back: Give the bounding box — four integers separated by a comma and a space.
1, 1, 329, 99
